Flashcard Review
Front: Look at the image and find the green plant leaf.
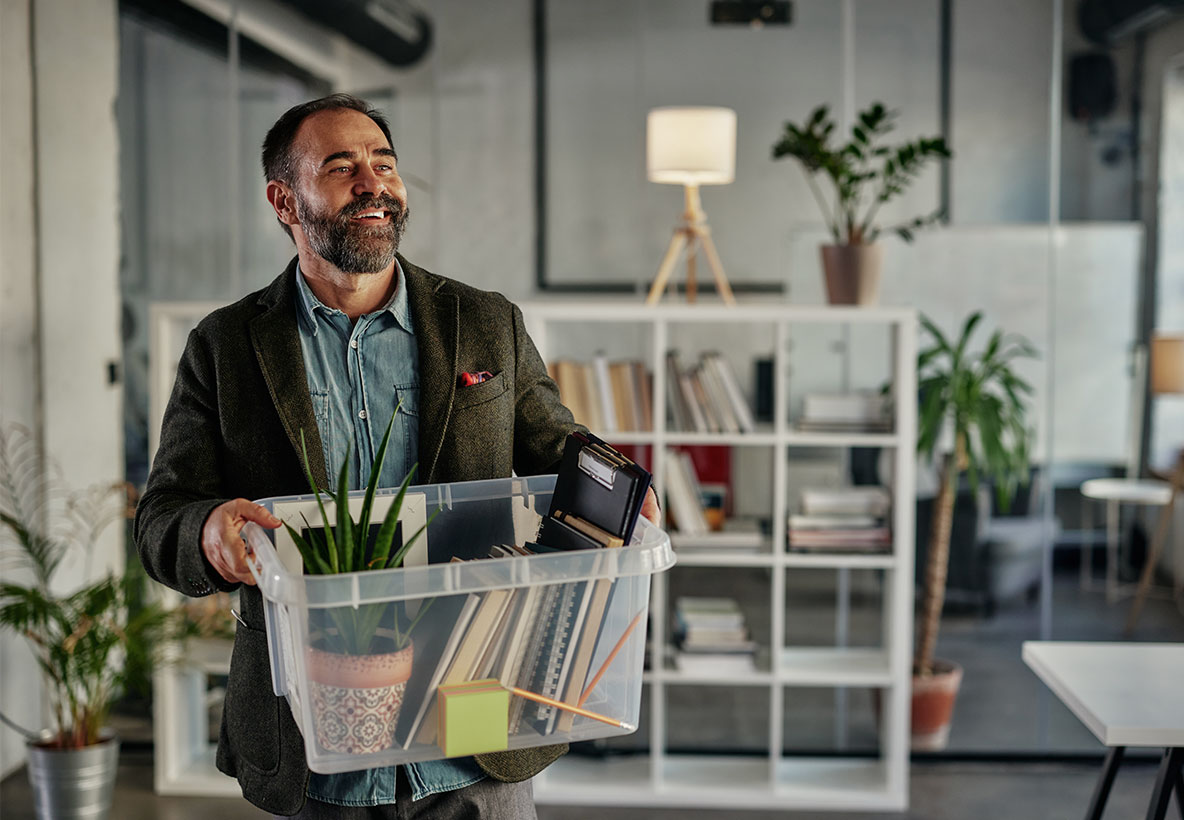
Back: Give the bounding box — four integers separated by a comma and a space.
299, 429, 338, 573
355, 406, 401, 563
334, 447, 353, 577
283, 522, 332, 575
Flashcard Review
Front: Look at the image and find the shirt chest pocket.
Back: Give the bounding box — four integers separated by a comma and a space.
308, 389, 336, 479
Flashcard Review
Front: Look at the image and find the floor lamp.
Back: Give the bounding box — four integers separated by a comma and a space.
644, 106, 737, 306
1126, 332, 1184, 633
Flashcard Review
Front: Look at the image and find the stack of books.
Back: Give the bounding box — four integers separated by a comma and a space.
549, 355, 653, 433
787, 486, 892, 553
666, 351, 756, 434
795, 392, 892, 433
671, 597, 757, 675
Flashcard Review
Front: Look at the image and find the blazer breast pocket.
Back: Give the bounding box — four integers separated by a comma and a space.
452, 370, 509, 410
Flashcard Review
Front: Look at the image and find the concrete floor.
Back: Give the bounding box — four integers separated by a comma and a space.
1, 749, 1175, 819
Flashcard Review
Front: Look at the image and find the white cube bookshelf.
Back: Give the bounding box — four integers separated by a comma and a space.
521, 300, 916, 811
149, 299, 916, 809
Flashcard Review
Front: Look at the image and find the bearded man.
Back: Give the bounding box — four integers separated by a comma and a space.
135, 93, 658, 819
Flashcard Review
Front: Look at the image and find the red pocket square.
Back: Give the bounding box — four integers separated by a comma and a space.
459, 370, 494, 387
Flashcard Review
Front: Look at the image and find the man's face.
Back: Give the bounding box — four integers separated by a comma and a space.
288, 108, 410, 274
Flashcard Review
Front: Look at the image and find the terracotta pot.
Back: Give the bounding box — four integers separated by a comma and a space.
911, 659, 962, 751
819, 243, 883, 305
306, 642, 414, 754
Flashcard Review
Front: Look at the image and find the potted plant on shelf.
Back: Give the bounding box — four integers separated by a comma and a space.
0, 423, 194, 820
912, 312, 1036, 750
771, 102, 951, 305
284, 408, 438, 755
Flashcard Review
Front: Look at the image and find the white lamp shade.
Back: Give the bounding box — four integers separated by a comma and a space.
647, 106, 737, 185
1151, 333, 1184, 395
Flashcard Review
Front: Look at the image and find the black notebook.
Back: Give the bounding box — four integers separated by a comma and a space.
542, 431, 652, 548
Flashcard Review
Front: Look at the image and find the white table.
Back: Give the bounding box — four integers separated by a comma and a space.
1080, 478, 1172, 601
1023, 641, 1184, 820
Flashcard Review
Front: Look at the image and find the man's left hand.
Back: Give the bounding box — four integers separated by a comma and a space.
640, 486, 660, 525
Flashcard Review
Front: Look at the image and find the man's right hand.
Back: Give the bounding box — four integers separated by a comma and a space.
201, 499, 282, 585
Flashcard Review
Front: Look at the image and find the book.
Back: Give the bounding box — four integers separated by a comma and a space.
800, 486, 892, 517
397, 593, 481, 749
414, 588, 514, 745
705, 352, 756, 433
555, 550, 619, 732
801, 392, 889, 424
663, 449, 709, 535
522, 579, 591, 735
591, 352, 618, 433
632, 361, 653, 432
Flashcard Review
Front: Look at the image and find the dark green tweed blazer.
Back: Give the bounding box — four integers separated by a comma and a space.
134, 255, 580, 816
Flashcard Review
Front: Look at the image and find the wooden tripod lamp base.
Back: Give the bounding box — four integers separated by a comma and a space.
644, 106, 737, 307
645, 184, 735, 306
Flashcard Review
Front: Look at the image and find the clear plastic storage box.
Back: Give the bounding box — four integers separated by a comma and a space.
242, 474, 673, 774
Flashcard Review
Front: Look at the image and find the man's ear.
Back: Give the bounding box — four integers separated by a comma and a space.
266, 181, 299, 228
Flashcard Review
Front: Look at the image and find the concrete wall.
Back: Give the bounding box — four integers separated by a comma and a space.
0, 0, 43, 780
0, 0, 124, 778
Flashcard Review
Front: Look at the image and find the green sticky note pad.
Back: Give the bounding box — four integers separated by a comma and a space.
438, 679, 510, 757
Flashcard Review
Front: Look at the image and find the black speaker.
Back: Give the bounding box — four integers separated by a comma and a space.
1068, 52, 1118, 122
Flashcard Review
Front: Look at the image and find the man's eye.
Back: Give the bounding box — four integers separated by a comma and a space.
376, 164, 393, 172
329, 166, 351, 174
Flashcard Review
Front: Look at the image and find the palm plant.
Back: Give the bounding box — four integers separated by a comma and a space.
914, 312, 1037, 677
772, 102, 951, 244
285, 407, 439, 655
0, 424, 190, 748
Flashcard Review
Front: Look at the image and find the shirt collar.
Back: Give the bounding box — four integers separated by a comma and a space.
294, 258, 412, 336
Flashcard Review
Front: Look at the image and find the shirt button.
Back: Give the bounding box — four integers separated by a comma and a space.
350, 339, 358, 349
359, 409, 368, 420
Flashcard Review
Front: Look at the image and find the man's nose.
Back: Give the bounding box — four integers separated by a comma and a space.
352, 166, 386, 197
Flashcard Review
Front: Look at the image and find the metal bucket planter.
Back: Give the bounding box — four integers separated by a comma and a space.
26, 729, 119, 820
306, 642, 414, 754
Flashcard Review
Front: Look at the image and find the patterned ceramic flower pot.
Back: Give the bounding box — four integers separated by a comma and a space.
306, 642, 414, 755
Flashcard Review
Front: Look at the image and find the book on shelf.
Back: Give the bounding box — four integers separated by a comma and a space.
672, 596, 757, 675
665, 350, 756, 434
796, 391, 892, 433
669, 518, 764, 553
549, 357, 653, 433
788, 491, 892, 553
800, 486, 892, 517
663, 449, 710, 536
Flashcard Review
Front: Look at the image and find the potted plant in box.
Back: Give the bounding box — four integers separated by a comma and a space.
0, 423, 195, 820
912, 312, 1036, 749
771, 102, 951, 305
284, 408, 438, 755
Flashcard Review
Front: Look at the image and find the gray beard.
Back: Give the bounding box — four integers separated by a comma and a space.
297, 194, 409, 274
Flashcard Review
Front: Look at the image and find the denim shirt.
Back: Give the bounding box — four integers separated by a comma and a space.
294, 263, 487, 804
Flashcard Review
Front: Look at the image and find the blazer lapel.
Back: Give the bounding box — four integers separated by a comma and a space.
402, 255, 458, 483
249, 263, 329, 488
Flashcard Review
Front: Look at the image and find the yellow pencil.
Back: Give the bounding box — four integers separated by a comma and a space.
508, 686, 635, 731
578, 608, 645, 707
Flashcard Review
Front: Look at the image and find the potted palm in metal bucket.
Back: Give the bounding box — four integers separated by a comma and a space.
0, 424, 191, 820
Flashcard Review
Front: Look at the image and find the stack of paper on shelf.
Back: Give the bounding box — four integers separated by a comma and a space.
796, 392, 892, 433
671, 596, 757, 676
669, 518, 764, 553
548, 356, 652, 433
788, 486, 892, 552
665, 350, 756, 434
663, 449, 709, 536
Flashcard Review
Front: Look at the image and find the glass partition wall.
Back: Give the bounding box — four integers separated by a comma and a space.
540, 0, 1183, 760
116, 0, 1184, 765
